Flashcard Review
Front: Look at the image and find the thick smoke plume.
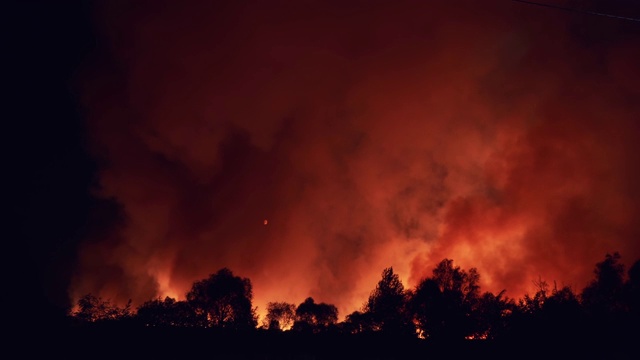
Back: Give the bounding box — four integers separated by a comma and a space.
72, 0, 640, 320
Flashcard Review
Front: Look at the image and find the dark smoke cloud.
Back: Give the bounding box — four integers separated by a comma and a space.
71, 0, 640, 319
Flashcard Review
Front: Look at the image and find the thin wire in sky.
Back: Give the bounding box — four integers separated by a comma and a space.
511, 0, 640, 22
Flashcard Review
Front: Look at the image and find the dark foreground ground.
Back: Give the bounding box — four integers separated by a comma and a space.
17, 325, 636, 360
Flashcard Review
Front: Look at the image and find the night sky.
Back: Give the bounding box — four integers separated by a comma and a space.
12, 0, 640, 324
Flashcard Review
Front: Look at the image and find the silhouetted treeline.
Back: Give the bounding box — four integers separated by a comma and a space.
60, 252, 639, 358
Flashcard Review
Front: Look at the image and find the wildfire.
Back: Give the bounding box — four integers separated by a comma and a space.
156, 271, 181, 301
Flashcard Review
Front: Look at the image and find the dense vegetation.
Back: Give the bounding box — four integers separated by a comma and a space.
43, 252, 639, 358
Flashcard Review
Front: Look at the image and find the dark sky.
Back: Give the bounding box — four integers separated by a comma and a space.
12, 0, 640, 323
10, 0, 99, 323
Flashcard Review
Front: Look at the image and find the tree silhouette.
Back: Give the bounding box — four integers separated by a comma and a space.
624, 259, 640, 316
579, 252, 634, 345
364, 267, 414, 335
473, 290, 515, 340
342, 310, 375, 334
517, 277, 549, 316
581, 252, 626, 317
622, 259, 640, 342
71, 293, 132, 323
136, 296, 201, 327
431, 259, 480, 298
55, 254, 640, 360
410, 259, 481, 340
509, 278, 552, 340
542, 285, 584, 340
264, 301, 296, 330
292, 297, 338, 333
186, 268, 257, 330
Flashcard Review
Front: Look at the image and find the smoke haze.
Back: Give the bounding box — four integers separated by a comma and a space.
69, 0, 640, 320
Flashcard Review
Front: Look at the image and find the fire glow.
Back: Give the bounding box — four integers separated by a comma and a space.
70, 0, 640, 323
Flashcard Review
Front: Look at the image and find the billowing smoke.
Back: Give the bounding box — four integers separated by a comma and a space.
71, 0, 640, 320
